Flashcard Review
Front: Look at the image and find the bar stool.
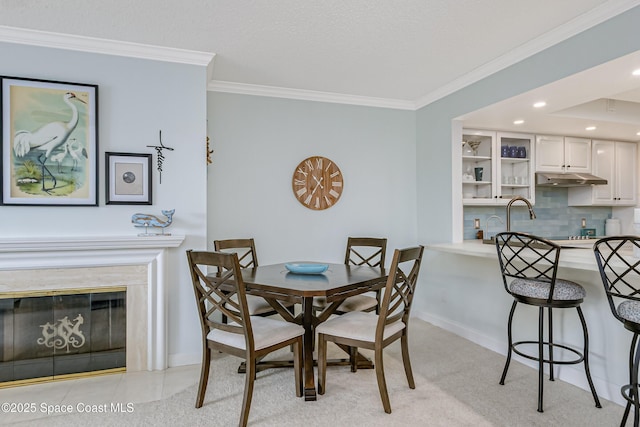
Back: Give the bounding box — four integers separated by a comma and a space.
594, 236, 640, 427
495, 232, 601, 412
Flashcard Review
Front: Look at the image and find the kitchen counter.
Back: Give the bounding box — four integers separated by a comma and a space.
426, 239, 634, 272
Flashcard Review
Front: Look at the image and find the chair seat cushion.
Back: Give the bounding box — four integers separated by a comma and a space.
316, 311, 405, 343
509, 278, 586, 301
315, 292, 378, 312
207, 316, 303, 351
227, 294, 293, 316
338, 294, 378, 312
618, 300, 640, 324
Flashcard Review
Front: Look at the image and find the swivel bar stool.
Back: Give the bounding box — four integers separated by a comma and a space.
495, 232, 601, 412
594, 236, 640, 427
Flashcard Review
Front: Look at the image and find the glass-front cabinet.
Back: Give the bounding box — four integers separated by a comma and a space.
462, 129, 535, 205
499, 132, 535, 203
462, 130, 494, 204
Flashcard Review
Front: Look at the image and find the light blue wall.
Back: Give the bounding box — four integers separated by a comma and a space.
0, 41, 210, 364
207, 92, 418, 264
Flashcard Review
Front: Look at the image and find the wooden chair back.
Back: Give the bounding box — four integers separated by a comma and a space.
214, 238, 258, 269
345, 237, 387, 267
377, 245, 424, 335
186, 249, 254, 352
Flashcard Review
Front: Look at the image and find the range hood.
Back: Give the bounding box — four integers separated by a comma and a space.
536, 172, 607, 187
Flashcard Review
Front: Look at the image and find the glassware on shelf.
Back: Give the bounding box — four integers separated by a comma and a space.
463, 165, 474, 181
462, 141, 473, 156
466, 140, 482, 156
517, 146, 527, 158
514, 176, 527, 185
474, 167, 483, 181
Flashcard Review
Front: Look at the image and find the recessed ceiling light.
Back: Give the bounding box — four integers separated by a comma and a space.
586, 126, 596, 131
633, 69, 640, 76
636, 131, 640, 136
533, 101, 546, 108
513, 119, 524, 125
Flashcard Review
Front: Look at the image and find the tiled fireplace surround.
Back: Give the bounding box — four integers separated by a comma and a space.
0, 235, 184, 373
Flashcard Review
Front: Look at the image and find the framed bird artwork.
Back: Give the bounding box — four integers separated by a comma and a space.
0, 76, 98, 206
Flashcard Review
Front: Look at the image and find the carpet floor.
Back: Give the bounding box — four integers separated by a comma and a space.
9, 320, 629, 426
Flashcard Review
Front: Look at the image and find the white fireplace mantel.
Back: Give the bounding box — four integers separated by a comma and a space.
0, 234, 185, 371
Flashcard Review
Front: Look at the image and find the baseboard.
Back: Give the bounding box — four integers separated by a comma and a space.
168, 352, 201, 368
413, 309, 624, 407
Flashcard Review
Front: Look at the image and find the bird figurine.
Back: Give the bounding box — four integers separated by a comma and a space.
13, 92, 86, 193
131, 209, 175, 236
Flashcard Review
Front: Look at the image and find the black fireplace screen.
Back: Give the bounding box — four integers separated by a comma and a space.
0, 289, 126, 383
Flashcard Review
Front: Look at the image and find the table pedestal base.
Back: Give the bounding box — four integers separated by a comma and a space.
237, 350, 374, 401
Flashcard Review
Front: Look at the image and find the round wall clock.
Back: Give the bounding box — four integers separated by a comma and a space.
292, 156, 343, 210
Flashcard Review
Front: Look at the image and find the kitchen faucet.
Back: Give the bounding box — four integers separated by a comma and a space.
506, 196, 536, 232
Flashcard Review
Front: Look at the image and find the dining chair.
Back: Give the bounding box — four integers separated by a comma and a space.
316, 245, 424, 414
495, 232, 600, 413
214, 238, 294, 321
186, 250, 304, 427
314, 237, 387, 314
594, 236, 640, 427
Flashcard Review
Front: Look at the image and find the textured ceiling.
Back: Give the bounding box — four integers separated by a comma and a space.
0, 0, 621, 102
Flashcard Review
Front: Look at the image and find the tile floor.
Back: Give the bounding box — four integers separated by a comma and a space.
0, 364, 201, 424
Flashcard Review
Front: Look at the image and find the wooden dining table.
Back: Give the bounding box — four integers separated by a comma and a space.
238, 262, 387, 401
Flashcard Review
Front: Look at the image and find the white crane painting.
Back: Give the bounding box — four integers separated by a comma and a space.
4, 78, 97, 205
13, 91, 86, 193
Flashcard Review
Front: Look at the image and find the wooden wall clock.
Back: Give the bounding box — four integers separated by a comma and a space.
292, 156, 343, 210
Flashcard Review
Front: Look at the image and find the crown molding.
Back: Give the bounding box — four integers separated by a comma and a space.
0, 25, 215, 67
211, 1, 640, 111
208, 80, 416, 110
414, 0, 640, 109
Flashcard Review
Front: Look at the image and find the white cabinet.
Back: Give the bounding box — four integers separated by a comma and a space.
498, 132, 535, 203
568, 140, 637, 206
462, 130, 495, 204
462, 130, 535, 205
535, 135, 591, 173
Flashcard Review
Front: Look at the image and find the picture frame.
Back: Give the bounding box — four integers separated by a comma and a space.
1, 76, 98, 206
105, 152, 152, 205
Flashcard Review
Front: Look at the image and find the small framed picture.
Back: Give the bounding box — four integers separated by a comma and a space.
105, 152, 152, 205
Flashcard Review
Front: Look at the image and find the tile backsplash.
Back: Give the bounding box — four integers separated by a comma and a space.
463, 187, 612, 240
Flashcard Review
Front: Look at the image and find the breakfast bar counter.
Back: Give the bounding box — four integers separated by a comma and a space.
427, 239, 604, 272
422, 239, 635, 407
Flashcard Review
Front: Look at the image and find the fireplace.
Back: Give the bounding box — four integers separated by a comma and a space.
0, 235, 184, 381
1, 288, 126, 385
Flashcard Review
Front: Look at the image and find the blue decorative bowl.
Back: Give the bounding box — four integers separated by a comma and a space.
285, 263, 329, 275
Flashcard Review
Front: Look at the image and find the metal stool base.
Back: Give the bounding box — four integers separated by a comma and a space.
500, 301, 601, 413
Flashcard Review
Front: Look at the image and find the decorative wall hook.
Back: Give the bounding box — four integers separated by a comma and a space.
206, 136, 214, 164
147, 130, 174, 184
